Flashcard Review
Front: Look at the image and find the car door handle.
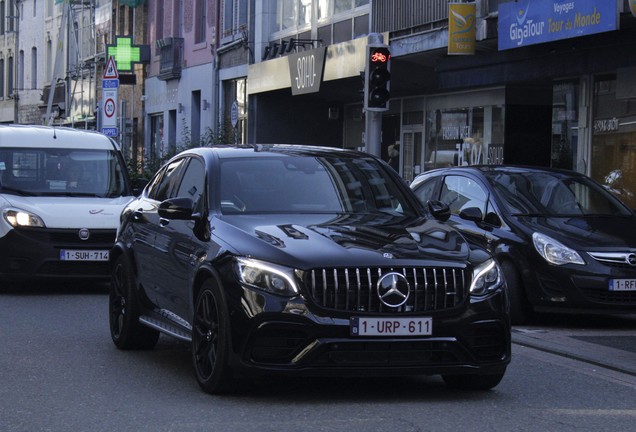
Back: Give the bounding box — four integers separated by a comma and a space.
133, 209, 144, 221
159, 218, 170, 227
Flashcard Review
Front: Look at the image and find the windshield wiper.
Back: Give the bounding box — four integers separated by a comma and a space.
0, 186, 36, 196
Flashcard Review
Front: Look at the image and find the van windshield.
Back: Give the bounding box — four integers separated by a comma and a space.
0, 147, 130, 198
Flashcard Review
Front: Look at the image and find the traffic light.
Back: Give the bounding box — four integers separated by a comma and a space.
364, 44, 391, 111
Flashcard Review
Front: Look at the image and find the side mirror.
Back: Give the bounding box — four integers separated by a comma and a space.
428, 200, 451, 221
459, 206, 483, 222
158, 197, 197, 220
484, 211, 502, 227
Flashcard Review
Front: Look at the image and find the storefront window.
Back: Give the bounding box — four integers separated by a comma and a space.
551, 80, 579, 170
591, 75, 636, 208
424, 104, 505, 172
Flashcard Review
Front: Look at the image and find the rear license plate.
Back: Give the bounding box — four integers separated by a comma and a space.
609, 279, 636, 291
60, 250, 109, 261
350, 317, 432, 336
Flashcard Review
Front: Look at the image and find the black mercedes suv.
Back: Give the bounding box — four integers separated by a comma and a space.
109, 145, 510, 394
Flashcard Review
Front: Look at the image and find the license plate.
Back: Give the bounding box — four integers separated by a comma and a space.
60, 250, 109, 261
609, 279, 636, 291
350, 317, 432, 336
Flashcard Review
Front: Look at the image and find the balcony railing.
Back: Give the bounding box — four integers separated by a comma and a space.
156, 37, 184, 81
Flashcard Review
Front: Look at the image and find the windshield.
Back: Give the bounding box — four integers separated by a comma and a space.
219, 155, 416, 216
0, 147, 129, 198
486, 171, 633, 217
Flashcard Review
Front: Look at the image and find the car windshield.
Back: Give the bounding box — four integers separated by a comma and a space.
486, 171, 633, 217
219, 154, 416, 216
0, 147, 129, 198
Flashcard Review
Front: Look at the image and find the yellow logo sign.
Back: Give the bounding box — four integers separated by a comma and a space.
448, 2, 476, 55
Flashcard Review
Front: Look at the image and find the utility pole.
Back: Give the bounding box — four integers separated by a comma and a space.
11, 0, 21, 123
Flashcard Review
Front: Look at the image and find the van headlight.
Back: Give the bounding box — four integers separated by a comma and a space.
532, 232, 584, 265
470, 259, 503, 296
3, 209, 46, 228
234, 257, 299, 296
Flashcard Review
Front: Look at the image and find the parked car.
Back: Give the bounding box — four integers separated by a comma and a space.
0, 125, 135, 287
109, 144, 510, 394
410, 165, 636, 324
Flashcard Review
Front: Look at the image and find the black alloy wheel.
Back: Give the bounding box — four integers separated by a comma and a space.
109, 254, 159, 350
192, 279, 233, 394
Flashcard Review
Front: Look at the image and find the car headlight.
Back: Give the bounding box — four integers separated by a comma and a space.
3, 209, 46, 228
470, 258, 503, 296
532, 232, 584, 265
235, 257, 299, 296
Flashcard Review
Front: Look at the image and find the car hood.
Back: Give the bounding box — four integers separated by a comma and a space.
215, 213, 473, 268
516, 215, 636, 249
2, 195, 133, 229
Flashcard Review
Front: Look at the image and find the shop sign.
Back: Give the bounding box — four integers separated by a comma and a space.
288, 47, 327, 96
448, 2, 476, 55
593, 118, 620, 135
498, 0, 617, 51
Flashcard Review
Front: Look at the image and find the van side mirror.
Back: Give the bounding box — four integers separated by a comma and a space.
428, 200, 451, 221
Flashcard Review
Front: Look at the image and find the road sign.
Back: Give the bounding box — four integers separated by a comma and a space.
101, 87, 118, 137
102, 79, 119, 89
104, 56, 119, 79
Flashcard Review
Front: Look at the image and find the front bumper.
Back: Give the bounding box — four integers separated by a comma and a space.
525, 261, 636, 313
225, 288, 511, 377
0, 227, 115, 282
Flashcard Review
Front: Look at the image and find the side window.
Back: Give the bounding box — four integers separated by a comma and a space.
175, 158, 205, 209
147, 158, 187, 202
413, 178, 440, 204
440, 175, 487, 215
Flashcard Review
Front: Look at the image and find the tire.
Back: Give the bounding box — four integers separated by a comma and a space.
501, 261, 532, 325
192, 279, 234, 394
442, 369, 506, 390
109, 254, 159, 350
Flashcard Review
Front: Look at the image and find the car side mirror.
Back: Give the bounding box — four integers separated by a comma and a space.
484, 211, 502, 227
459, 206, 483, 222
428, 200, 451, 221
158, 197, 197, 220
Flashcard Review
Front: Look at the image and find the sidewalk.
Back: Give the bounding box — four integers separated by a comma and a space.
511, 326, 636, 376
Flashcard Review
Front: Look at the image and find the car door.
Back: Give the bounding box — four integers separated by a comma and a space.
153, 156, 207, 320
133, 158, 188, 305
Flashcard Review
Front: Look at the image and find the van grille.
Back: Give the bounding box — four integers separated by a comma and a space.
305, 267, 468, 313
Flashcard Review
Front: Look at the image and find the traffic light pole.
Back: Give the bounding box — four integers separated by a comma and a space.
364, 33, 388, 158
366, 110, 382, 157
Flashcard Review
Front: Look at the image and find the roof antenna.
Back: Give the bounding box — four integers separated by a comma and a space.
53, 125, 57, 139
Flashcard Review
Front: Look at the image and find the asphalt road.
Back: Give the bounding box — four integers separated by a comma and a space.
1, 283, 635, 432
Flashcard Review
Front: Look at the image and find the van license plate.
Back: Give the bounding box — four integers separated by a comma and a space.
60, 250, 109, 261
350, 317, 432, 336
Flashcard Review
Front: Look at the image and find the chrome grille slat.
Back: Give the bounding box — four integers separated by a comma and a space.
308, 267, 468, 313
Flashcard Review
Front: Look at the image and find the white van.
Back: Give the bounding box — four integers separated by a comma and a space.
0, 125, 135, 286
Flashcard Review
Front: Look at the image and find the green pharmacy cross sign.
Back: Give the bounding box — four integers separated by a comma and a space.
106, 36, 150, 72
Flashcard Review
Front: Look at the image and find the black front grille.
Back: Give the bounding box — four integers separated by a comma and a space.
314, 340, 463, 366
306, 267, 468, 313
38, 260, 110, 277
19, 227, 116, 246
581, 288, 636, 304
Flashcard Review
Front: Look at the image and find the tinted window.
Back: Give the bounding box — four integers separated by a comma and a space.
219, 155, 415, 215
486, 171, 632, 216
440, 175, 487, 215
148, 158, 187, 202
413, 178, 440, 204
176, 158, 205, 209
